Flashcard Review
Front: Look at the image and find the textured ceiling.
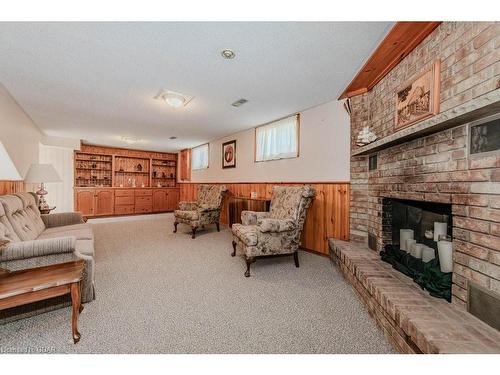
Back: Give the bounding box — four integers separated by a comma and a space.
0, 22, 392, 151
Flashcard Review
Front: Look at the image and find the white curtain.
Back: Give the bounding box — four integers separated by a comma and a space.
255, 115, 298, 162
39, 143, 74, 212
191, 143, 209, 170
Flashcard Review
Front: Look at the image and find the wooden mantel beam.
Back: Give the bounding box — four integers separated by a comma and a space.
339, 21, 442, 100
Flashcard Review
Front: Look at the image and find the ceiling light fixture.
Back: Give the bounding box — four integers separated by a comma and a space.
221, 49, 235, 59
154, 89, 193, 109
169, 136, 178, 140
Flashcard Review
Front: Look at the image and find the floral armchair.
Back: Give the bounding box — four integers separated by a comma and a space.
231, 185, 316, 277
174, 185, 227, 239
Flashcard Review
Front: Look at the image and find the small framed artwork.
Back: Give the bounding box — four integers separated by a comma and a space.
395, 59, 441, 131
222, 140, 236, 169
468, 112, 500, 157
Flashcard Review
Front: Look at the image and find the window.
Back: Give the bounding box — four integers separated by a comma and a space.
191, 143, 209, 170
255, 114, 299, 162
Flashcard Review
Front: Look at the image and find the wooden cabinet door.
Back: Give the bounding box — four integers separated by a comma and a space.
95, 189, 114, 216
166, 189, 179, 211
152, 190, 167, 212
75, 189, 95, 216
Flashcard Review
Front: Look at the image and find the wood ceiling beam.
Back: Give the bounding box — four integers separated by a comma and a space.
339, 21, 441, 100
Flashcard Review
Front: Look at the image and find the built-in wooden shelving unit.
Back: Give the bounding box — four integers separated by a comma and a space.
75, 153, 113, 187
73, 143, 179, 217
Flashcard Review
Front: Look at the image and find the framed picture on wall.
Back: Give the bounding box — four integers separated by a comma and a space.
395, 59, 441, 131
222, 140, 236, 169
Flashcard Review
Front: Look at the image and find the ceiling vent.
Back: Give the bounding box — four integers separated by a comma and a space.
169, 136, 178, 140
231, 98, 248, 107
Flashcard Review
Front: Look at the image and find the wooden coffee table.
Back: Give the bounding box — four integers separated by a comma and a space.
0, 260, 85, 344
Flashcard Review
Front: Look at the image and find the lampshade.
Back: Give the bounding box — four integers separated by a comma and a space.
24, 164, 61, 183
0, 141, 22, 180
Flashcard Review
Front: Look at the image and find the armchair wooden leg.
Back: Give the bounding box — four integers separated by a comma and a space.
191, 226, 197, 239
216, 222, 220, 232
294, 251, 299, 268
244, 257, 255, 277
173, 221, 178, 233
231, 241, 237, 257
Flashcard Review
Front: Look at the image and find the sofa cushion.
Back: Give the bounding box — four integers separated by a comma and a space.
0, 201, 21, 244
75, 239, 94, 257
38, 223, 94, 241
0, 194, 45, 241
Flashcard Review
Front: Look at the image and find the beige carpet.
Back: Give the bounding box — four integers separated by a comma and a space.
0, 214, 395, 353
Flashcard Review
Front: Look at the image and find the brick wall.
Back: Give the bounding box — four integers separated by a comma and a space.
349, 22, 500, 308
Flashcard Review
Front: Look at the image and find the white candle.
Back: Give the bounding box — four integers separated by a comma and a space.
422, 247, 436, 262
410, 243, 423, 258
434, 222, 447, 242
406, 239, 416, 254
413, 244, 424, 259
438, 240, 453, 273
400, 229, 414, 251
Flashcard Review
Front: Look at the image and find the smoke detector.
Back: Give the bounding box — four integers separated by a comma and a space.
221, 49, 235, 59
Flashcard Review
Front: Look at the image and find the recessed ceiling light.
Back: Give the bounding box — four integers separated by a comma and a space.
154, 89, 194, 108
121, 136, 142, 145
231, 98, 248, 107
169, 136, 178, 140
221, 49, 235, 59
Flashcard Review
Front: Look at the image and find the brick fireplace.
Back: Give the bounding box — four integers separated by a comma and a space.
349, 22, 500, 310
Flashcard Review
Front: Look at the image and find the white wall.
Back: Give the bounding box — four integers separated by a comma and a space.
39, 144, 75, 212
190, 100, 350, 183
0, 83, 42, 177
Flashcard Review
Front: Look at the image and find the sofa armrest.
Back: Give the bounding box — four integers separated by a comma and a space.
241, 211, 269, 226
41, 212, 85, 228
178, 201, 198, 211
257, 218, 295, 233
0, 237, 76, 262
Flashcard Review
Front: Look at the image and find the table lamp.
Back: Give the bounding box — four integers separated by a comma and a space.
0, 141, 22, 180
24, 164, 61, 210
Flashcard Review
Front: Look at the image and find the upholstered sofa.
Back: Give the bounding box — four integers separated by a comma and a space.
231, 185, 316, 277
174, 184, 227, 238
0, 192, 95, 322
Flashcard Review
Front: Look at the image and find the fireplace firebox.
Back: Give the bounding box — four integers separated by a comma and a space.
380, 198, 453, 301
383, 198, 452, 252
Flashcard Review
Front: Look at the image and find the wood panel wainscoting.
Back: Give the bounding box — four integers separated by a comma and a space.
179, 182, 350, 256
0, 181, 25, 196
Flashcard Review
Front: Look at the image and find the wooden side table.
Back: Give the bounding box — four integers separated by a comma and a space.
0, 260, 85, 344
228, 196, 271, 227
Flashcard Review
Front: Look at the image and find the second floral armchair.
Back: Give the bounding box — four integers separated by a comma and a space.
174, 184, 227, 239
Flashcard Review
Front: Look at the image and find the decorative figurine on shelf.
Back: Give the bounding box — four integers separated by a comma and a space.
136, 163, 143, 172
132, 178, 136, 188
170, 173, 174, 178
356, 126, 378, 147
162, 172, 166, 178
153, 171, 157, 178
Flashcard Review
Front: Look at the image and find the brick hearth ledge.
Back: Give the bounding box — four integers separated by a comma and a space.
329, 238, 500, 354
